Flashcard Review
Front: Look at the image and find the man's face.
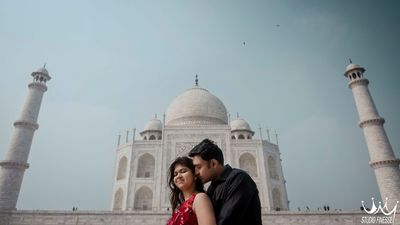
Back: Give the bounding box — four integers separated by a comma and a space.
192, 155, 216, 184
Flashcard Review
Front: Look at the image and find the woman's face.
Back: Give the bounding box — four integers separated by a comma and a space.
173, 164, 195, 192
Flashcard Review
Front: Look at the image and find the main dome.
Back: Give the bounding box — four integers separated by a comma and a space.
165, 86, 228, 126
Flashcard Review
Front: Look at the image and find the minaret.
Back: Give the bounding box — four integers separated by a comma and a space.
344, 62, 400, 208
0, 66, 51, 210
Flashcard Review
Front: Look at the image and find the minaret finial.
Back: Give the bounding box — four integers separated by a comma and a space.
236, 112, 239, 119
126, 130, 129, 143
118, 132, 121, 146
349, 58, 352, 64
163, 113, 166, 125
155, 113, 157, 119
266, 128, 271, 142
195, 73, 199, 86
43, 63, 46, 68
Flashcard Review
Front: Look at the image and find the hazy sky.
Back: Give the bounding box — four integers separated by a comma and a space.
1, 0, 399, 211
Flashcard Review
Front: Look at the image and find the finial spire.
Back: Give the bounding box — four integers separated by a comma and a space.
266, 128, 271, 142
132, 128, 136, 141
275, 131, 279, 145
195, 73, 199, 86
43, 63, 46, 68
117, 133, 121, 146
349, 58, 352, 64
155, 113, 157, 119
236, 112, 239, 119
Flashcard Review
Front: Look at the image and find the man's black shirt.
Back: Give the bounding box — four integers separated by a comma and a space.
206, 165, 262, 225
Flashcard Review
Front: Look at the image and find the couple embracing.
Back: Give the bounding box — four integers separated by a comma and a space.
167, 139, 262, 225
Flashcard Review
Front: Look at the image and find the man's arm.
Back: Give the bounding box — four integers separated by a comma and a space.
217, 172, 258, 225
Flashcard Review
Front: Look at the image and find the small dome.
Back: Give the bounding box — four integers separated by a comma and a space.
230, 118, 252, 132
143, 118, 162, 131
165, 86, 228, 126
36, 67, 49, 74
344, 63, 365, 76
31, 66, 51, 80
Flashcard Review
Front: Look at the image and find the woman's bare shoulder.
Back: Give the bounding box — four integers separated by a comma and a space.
194, 192, 210, 201
193, 192, 212, 208
193, 192, 216, 225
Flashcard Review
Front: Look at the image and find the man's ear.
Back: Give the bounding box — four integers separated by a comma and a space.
210, 159, 218, 168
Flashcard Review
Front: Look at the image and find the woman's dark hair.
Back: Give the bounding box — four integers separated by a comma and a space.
168, 156, 204, 212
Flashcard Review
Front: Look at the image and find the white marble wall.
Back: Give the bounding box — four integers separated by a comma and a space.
111, 125, 290, 213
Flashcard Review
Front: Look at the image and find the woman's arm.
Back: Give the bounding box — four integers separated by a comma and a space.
193, 193, 216, 225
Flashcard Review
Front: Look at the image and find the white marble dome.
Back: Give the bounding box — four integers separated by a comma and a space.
31, 66, 51, 80
36, 67, 49, 74
165, 86, 228, 126
230, 118, 252, 131
143, 118, 162, 131
344, 63, 365, 76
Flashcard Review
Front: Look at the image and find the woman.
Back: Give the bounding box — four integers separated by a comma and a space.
167, 156, 216, 225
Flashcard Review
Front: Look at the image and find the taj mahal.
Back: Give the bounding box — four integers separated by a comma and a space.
111, 77, 288, 212
0, 63, 399, 225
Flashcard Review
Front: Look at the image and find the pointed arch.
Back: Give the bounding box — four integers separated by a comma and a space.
238, 134, 245, 139
134, 186, 153, 210
137, 153, 155, 178
117, 156, 128, 180
268, 156, 279, 180
113, 188, 124, 210
149, 135, 156, 140
272, 187, 282, 210
239, 153, 258, 177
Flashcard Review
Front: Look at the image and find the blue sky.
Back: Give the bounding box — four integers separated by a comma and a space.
0, 0, 399, 211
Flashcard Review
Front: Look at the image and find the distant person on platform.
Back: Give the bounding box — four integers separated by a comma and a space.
189, 139, 262, 225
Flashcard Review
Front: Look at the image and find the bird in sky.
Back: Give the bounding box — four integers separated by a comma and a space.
243, 41, 246, 46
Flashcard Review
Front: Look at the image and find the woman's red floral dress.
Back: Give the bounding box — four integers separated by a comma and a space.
167, 194, 198, 225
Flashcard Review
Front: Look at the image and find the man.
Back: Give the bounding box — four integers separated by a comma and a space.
189, 139, 262, 225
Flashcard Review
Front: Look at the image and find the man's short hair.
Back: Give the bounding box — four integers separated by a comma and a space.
189, 139, 224, 165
